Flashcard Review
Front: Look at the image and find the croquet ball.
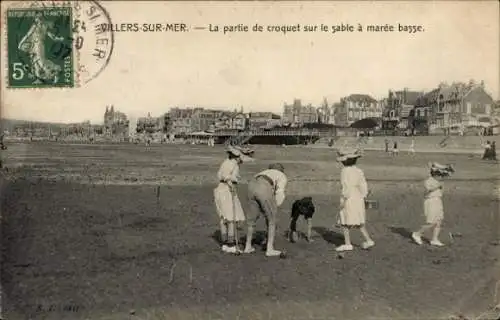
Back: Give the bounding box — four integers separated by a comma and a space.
279, 251, 287, 259
337, 253, 345, 259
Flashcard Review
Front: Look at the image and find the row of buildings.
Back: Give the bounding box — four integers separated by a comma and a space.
7, 80, 498, 138
98, 81, 500, 137
135, 107, 282, 135
287, 79, 497, 134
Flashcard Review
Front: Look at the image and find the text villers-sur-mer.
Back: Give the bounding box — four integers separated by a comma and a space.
96, 23, 188, 33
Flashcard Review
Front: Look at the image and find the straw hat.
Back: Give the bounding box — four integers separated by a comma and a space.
227, 145, 255, 162
428, 162, 454, 175
269, 163, 285, 172
336, 147, 362, 162
226, 145, 242, 157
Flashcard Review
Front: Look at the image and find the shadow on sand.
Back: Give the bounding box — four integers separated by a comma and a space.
388, 225, 414, 242
312, 226, 344, 246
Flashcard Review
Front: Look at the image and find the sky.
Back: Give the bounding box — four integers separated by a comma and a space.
1, 1, 499, 124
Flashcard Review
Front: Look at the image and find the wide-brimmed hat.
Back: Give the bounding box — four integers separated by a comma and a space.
226, 145, 242, 157
268, 163, 285, 172
336, 148, 362, 162
227, 145, 255, 162
428, 162, 455, 175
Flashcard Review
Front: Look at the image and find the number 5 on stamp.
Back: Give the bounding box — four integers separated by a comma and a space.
7, 6, 74, 88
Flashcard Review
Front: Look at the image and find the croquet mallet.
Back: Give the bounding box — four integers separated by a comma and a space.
231, 184, 242, 255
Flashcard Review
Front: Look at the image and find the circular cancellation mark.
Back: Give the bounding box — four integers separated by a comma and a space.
10, 0, 114, 87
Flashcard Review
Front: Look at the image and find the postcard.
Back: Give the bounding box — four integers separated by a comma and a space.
1, 1, 499, 320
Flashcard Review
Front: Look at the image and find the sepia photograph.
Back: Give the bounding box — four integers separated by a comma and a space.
1, 1, 499, 319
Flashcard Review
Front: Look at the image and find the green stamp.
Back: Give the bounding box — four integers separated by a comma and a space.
7, 7, 74, 88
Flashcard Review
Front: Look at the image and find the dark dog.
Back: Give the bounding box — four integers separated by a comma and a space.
288, 197, 315, 243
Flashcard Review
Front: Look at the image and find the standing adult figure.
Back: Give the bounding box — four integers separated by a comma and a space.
244, 163, 288, 257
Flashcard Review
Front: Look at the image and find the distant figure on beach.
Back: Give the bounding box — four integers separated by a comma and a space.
482, 140, 492, 160
392, 141, 399, 156
328, 138, 334, 147
0, 132, 4, 169
408, 139, 415, 155
384, 139, 389, 153
491, 141, 497, 160
0, 132, 5, 150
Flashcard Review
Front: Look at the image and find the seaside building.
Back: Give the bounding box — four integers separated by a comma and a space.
415, 80, 495, 134
248, 112, 282, 129
382, 88, 423, 131
282, 99, 318, 126
335, 94, 381, 127
104, 105, 129, 138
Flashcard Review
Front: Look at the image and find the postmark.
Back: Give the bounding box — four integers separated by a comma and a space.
4, 0, 114, 88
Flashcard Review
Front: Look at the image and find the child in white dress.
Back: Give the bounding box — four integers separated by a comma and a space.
412, 162, 454, 246
335, 148, 375, 252
214, 146, 249, 253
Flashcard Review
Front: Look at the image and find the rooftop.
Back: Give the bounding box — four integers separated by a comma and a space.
345, 94, 377, 103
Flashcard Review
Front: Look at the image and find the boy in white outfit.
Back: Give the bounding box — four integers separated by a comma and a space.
412, 162, 454, 246
244, 163, 288, 257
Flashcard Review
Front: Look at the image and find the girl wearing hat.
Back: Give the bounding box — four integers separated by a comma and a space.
412, 162, 454, 247
335, 148, 375, 252
214, 145, 250, 253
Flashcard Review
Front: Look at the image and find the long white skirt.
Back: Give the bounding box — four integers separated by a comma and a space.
338, 197, 366, 226
424, 197, 444, 224
214, 183, 246, 222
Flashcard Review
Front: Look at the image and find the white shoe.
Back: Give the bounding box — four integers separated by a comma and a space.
265, 249, 282, 257
222, 245, 239, 253
335, 244, 353, 252
361, 240, 375, 249
430, 240, 445, 247
412, 232, 423, 245
243, 247, 256, 254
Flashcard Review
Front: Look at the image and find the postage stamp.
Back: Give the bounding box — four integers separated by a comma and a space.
4, 0, 114, 89
7, 5, 74, 88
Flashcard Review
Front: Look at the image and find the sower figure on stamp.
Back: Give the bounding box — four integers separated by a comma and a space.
288, 197, 315, 243
213, 146, 252, 253
244, 163, 288, 257
18, 13, 65, 83
335, 148, 375, 252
